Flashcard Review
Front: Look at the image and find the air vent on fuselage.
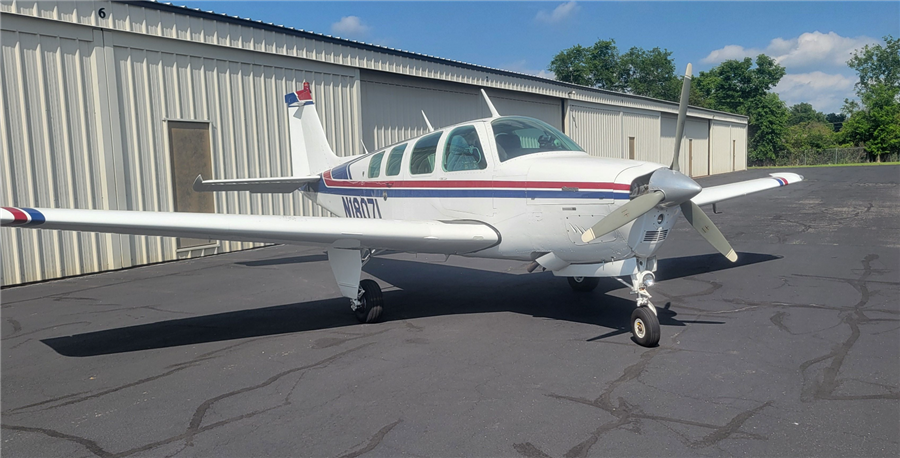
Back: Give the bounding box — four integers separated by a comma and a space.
643, 229, 668, 243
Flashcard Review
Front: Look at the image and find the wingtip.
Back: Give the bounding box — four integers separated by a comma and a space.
192, 174, 206, 192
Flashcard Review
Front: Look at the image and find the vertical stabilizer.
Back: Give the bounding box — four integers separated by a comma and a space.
284, 82, 341, 176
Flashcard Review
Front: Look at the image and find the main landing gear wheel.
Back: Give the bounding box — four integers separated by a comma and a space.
354, 279, 384, 323
631, 307, 660, 347
567, 276, 600, 292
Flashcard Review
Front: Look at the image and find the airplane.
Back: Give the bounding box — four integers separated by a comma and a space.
1, 64, 802, 347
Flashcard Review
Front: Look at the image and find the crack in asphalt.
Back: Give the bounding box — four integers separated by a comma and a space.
1, 344, 368, 457
335, 419, 403, 458
796, 255, 900, 402
514, 348, 772, 457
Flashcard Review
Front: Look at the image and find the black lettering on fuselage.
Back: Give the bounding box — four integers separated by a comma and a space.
342, 196, 383, 219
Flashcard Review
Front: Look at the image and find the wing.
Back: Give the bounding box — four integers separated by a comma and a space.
192, 174, 320, 193
0, 207, 499, 254
691, 172, 803, 207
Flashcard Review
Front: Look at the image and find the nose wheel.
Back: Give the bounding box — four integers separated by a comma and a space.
630, 307, 660, 347
617, 268, 661, 347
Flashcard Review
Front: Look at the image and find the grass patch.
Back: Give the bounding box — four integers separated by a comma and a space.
750, 162, 900, 169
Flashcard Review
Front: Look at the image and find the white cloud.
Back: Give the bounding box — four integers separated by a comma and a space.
536, 2, 580, 24
774, 72, 856, 113
331, 16, 370, 38
703, 31, 879, 69
501, 60, 556, 79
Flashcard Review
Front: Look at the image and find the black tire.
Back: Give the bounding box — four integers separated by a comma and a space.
630, 307, 660, 347
567, 276, 600, 292
355, 279, 384, 323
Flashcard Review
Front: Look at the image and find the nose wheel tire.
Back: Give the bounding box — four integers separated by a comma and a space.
630, 307, 660, 347
355, 279, 384, 323
567, 276, 600, 292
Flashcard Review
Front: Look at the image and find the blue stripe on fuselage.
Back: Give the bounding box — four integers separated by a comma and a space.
317, 184, 626, 199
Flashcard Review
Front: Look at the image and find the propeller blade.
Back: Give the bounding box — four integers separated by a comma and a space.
670, 63, 692, 172
679, 201, 737, 262
581, 191, 664, 243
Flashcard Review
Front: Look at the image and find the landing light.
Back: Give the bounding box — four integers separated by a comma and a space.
641, 272, 655, 288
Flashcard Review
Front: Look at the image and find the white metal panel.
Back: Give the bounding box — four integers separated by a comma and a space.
2, 15, 362, 285
710, 121, 733, 175
623, 111, 660, 163
360, 74, 562, 150
660, 115, 710, 176
732, 124, 747, 171
569, 103, 622, 159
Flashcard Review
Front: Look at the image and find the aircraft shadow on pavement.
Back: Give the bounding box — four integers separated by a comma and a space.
42, 252, 778, 357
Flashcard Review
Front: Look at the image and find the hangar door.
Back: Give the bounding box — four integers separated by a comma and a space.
661, 115, 710, 177
360, 71, 562, 150
569, 104, 622, 158
710, 122, 747, 174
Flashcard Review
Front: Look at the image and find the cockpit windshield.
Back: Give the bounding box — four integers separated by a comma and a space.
491, 116, 582, 162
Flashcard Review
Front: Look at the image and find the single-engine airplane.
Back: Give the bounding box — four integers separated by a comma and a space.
1, 64, 801, 346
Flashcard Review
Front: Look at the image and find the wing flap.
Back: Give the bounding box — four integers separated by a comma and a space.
192, 174, 320, 193
691, 172, 803, 207
1, 207, 499, 254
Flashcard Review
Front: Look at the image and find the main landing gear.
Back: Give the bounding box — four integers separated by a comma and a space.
328, 247, 385, 324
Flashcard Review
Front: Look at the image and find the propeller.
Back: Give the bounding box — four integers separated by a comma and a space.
580, 63, 738, 263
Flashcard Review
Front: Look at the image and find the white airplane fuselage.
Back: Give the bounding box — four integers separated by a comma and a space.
307, 118, 677, 267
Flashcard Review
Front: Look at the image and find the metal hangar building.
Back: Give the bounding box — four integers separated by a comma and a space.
0, 0, 749, 285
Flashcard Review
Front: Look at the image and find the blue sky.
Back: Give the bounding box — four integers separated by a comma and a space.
173, 1, 899, 114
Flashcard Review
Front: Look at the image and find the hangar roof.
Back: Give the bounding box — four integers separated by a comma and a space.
135, 1, 747, 122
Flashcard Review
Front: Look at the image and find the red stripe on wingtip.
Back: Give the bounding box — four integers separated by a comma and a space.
2, 207, 29, 224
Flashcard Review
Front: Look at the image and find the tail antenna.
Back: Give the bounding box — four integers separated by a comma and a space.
481, 89, 500, 118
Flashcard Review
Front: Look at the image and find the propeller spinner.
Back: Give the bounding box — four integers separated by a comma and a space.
580, 63, 738, 263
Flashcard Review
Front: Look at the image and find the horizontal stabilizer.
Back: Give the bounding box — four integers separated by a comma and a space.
192, 174, 319, 193
691, 173, 803, 207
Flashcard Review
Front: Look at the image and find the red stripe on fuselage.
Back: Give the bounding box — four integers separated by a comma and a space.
2, 207, 29, 224
322, 170, 629, 191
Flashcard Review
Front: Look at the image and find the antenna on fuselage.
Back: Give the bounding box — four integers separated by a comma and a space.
360, 139, 370, 155
421, 110, 434, 132
481, 89, 500, 118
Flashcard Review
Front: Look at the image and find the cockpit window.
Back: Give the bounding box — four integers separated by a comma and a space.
491, 116, 582, 162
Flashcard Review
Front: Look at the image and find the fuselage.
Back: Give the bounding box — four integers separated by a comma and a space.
304, 116, 680, 264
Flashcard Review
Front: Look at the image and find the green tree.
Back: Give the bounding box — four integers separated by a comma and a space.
618, 46, 679, 101
746, 93, 790, 162
841, 36, 900, 160
548, 39, 621, 90
549, 39, 679, 101
693, 55, 788, 161
785, 122, 837, 152
788, 103, 827, 126
847, 35, 900, 93
840, 83, 900, 159
825, 112, 846, 132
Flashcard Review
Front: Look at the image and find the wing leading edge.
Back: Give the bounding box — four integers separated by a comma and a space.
691, 172, 803, 207
0, 207, 499, 254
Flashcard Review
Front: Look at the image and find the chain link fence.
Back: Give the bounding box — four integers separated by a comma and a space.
752, 148, 899, 167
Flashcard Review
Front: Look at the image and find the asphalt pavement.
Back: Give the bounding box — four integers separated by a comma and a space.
2, 165, 898, 457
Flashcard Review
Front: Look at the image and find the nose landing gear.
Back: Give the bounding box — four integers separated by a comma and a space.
618, 269, 660, 347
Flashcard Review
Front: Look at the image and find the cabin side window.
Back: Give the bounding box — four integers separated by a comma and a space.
409, 131, 443, 175
368, 151, 384, 178
385, 144, 407, 176
442, 126, 487, 172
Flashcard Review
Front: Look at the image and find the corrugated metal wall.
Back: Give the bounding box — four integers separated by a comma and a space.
568, 104, 622, 159
1, 13, 361, 285
623, 112, 660, 163
661, 116, 710, 176
360, 72, 561, 150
